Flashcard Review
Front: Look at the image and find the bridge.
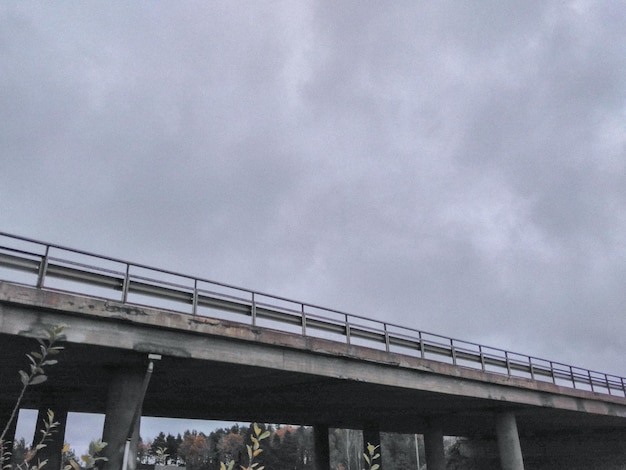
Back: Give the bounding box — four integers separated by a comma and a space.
1, 232, 625, 470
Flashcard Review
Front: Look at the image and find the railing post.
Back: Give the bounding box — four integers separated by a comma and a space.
605, 374, 611, 395
450, 339, 457, 365
384, 323, 390, 352
345, 314, 351, 345
621, 377, 626, 397
122, 264, 130, 303
570, 366, 576, 389
419, 331, 425, 359
192, 279, 198, 316
301, 304, 307, 336
251, 292, 257, 326
36, 245, 50, 288
588, 370, 594, 392
505, 351, 511, 376
479, 345, 485, 372
529, 357, 535, 380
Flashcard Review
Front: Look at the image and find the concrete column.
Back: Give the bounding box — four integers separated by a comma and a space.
363, 423, 381, 469
102, 368, 146, 470
313, 424, 330, 470
424, 421, 445, 470
33, 405, 68, 470
495, 412, 524, 470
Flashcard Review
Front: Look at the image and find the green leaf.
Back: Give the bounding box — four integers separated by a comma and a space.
259, 431, 270, 440
364, 455, 370, 465
371, 464, 380, 470
254, 423, 261, 437
30, 375, 48, 385
19, 370, 30, 386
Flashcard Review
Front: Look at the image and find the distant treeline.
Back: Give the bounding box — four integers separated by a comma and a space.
139, 424, 425, 470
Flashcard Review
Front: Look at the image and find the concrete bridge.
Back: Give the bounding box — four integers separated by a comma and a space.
1, 233, 626, 470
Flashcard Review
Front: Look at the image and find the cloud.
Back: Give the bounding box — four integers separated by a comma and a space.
1, 0, 625, 391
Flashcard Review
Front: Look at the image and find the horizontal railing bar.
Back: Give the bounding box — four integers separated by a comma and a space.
1, 231, 625, 397
197, 295, 251, 315
46, 263, 124, 290
388, 336, 421, 350
128, 280, 194, 303
256, 307, 302, 326
0, 251, 41, 274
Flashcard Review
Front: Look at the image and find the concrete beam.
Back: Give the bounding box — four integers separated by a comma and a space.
1, 283, 625, 422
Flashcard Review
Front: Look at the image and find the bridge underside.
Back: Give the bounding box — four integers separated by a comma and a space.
2, 332, 625, 439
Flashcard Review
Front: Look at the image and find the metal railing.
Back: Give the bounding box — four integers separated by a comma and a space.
1, 231, 625, 397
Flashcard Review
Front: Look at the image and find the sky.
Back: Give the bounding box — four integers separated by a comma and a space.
2, 0, 626, 455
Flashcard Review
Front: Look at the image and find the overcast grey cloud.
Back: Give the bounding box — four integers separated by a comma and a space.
2, 0, 626, 448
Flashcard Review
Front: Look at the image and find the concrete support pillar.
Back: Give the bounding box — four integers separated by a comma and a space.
363, 423, 381, 469
33, 405, 68, 470
424, 421, 445, 470
313, 424, 330, 470
496, 412, 524, 470
102, 368, 146, 470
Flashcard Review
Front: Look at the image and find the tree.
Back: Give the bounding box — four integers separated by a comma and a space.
137, 437, 151, 465
165, 433, 183, 464
11, 438, 28, 465
178, 431, 211, 470
274, 428, 299, 470
330, 429, 361, 470
61, 445, 79, 470
380, 433, 418, 470
217, 432, 244, 466
150, 432, 168, 462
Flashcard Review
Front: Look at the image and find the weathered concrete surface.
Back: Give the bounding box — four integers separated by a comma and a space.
2, 281, 626, 441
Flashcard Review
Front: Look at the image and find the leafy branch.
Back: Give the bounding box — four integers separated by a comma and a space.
1, 326, 66, 470
220, 423, 270, 470
63, 440, 107, 470
363, 443, 380, 470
